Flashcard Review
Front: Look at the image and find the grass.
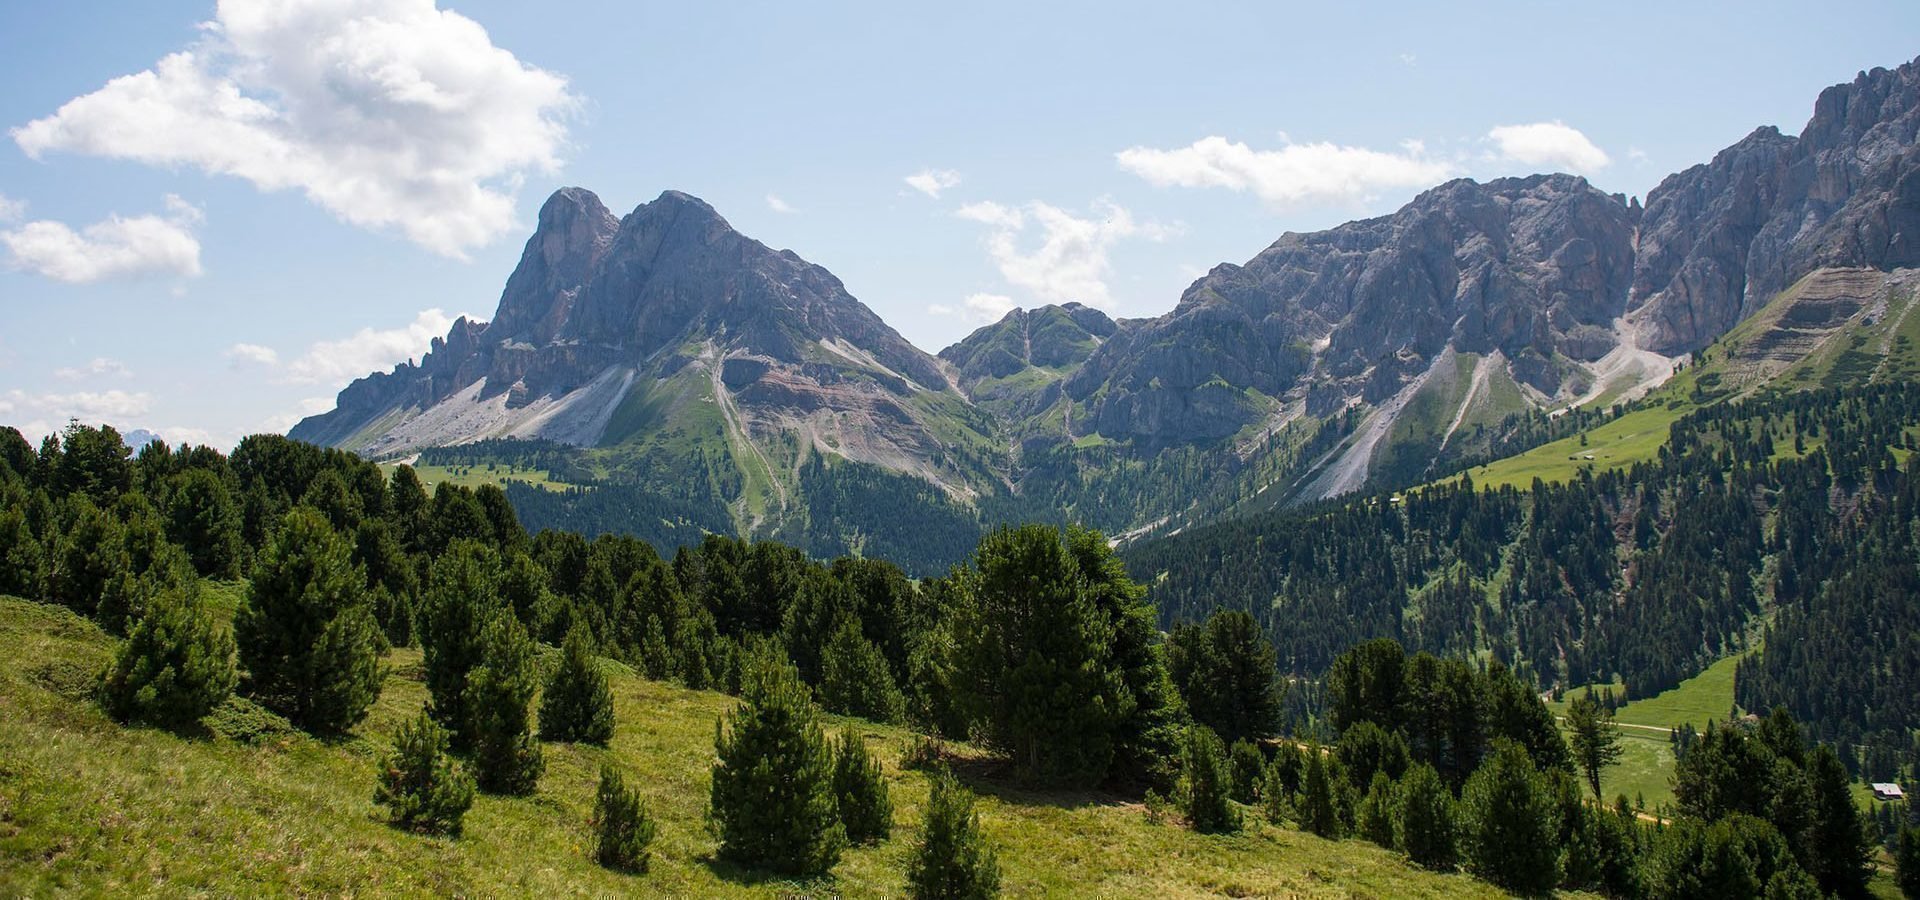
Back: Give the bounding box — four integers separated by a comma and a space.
0, 594, 1513, 898
388, 462, 575, 493
1547, 654, 1742, 813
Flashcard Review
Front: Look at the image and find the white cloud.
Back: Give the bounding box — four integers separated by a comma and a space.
284, 307, 471, 386
958, 199, 1174, 310
1486, 121, 1610, 175
1, 197, 203, 283
1116, 135, 1454, 208
261, 396, 336, 434
1628, 146, 1650, 164
225, 343, 280, 366
3, 388, 153, 423
765, 193, 796, 214
1399, 53, 1418, 67
12, 0, 578, 258
904, 169, 962, 199
928, 292, 1019, 324
0, 194, 24, 222
53, 357, 131, 380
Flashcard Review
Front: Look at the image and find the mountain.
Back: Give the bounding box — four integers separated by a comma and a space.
292, 189, 1003, 532
296, 56, 1920, 554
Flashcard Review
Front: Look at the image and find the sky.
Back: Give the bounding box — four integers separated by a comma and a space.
0, 1, 1916, 448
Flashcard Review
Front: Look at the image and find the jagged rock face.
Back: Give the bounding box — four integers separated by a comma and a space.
1066, 174, 1639, 442
1633, 59, 1920, 352
937, 303, 1123, 443
291, 189, 969, 473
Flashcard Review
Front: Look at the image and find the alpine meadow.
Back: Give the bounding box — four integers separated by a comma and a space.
4, 2, 1920, 897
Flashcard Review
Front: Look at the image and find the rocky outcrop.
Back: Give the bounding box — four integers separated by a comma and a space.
1633, 60, 1920, 352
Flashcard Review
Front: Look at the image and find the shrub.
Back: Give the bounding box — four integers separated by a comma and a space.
907, 767, 1001, 899
832, 728, 893, 844
709, 649, 844, 876
100, 584, 236, 729
1179, 725, 1240, 833
539, 624, 615, 744
592, 765, 656, 873
374, 711, 476, 836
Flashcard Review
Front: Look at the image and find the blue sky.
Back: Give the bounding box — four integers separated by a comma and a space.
1, 0, 1916, 447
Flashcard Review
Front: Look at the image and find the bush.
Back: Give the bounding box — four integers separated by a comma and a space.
1395, 763, 1457, 871
539, 624, 615, 744
465, 613, 544, 795
907, 767, 1001, 899
1179, 725, 1240, 833
592, 765, 656, 873
374, 711, 476, 836
100, 584, 237, 729
709, 649, 844, 876
832, 728, 893, 844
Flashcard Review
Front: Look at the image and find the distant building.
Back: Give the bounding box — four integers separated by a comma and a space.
1871, 782, 1905, 801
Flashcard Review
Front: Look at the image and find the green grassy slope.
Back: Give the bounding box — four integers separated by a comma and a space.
0, 595, 1511, 898
1547, 654, 1742, 813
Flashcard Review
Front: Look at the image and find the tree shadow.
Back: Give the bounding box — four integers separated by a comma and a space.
698, 852, 840, 896
934, 751, 1143, 812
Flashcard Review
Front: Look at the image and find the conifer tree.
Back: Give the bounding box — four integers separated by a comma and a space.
1395, 763, 1458, 871
1300, 747, 1345, 838
235, 507, 384, 732
592, 765, 656, 873
1228, 738, 1265, 804
1259, 757, 1293, 825
907, 767, 1001, 900
1460, 741, 1561, 895
1179, 725, 1240, 833
1897, 824, 1920, 900
539, 624, 615, 745
0, 499, 46, 599
709, 649, 844, 876
50, 496, 127, 618
418, 540, 503, 745
164, 468, 243, 579
820, 615, 907, 724
1566, 688, 1624, 800
100, 584, 237, 729
831, 728, 893, 844
465, 612, 544, 795
1166, 609, 1283, 746
375, 710, 476, 836
1357, 771, 1397, 848
1804, 744, 1873, 898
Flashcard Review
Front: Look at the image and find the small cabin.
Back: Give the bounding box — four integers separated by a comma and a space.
1871, 782, 1905, 801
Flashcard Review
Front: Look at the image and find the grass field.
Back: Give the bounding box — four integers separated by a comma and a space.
0, 593, 1518, 898
1547, 654, 1742, 814
383, 461, 575, 493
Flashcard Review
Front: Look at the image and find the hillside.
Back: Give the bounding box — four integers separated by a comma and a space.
0, 594, 1507, 898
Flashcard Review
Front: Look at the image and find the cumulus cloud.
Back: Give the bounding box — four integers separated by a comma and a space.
928, 293, 1017, 324
904, 169, 962, 199
53, 357, 131, 380
283, 307, 472, 386
0, 196, 203, 283
1117, 135, 1453, 208
3, 388, 153, 423
1486, 121, 1610, 175
957, 199, 1175, 310
0, 194, 24, 222
765, 194, 796, 214
225, 343, 280, 366
11, 0, 578, 258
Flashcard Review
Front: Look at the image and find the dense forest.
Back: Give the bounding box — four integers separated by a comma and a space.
2, 418, 1918, 895
1126, 382, 1920, 782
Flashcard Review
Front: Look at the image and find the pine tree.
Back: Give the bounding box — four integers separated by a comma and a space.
100, 584, 237, 729
0, 499, 46, 599
820, 616, 906, 724
709, 649, 844, 876
1460, 741, 1561, 895
1357, 771, 1397, 848
465, 612, 544, 795
374, 710, 476, 836
1166, 609, 1283, 746
418, 540, 503, 746
49, 497, 127, 618
1804, 744, 1873, 898
235, 508, 384, 732
1228, 739, 1265, 804
1395, 763, 1458, 871
539, 624, 615, 745
1300, 747, 1345, 838
592, 765, 656, 873
831, 728, 893, 844
1259, 757, 1293, 826
1566, 688, 1624, 800
164, 469, 242, 579
1179, 725, 1240, 833
907, 766, 1001, 900
1896, 824, 1920, 899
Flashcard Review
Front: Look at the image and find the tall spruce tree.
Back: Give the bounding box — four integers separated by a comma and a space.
235, 507, 384, 732
709, 649, 844, 876
907, 767, 1001, 900
1566, 688, 1624, 800
539, 624, 615, 745
465, 612, 544, 795
100, 583, 237, 729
